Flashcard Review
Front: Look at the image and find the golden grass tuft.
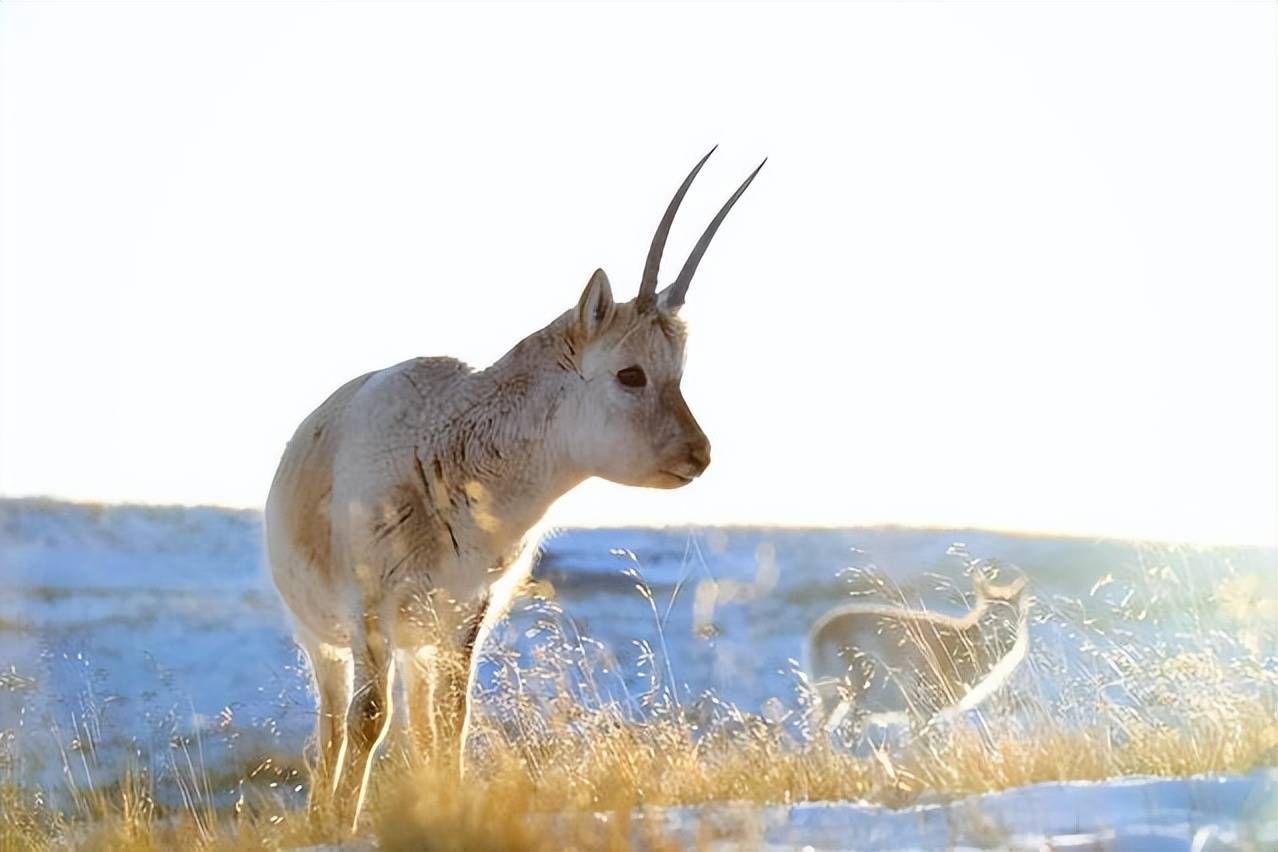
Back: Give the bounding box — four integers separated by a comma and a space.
362, 691, 1278, 851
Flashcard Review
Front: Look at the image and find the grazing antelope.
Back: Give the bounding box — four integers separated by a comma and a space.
265, 149, 763, 827
806, 571, 1032, 730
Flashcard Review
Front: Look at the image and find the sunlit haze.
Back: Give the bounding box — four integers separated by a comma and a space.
1, 3, 1273, 545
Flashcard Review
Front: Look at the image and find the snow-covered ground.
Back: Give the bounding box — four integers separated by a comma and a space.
648, 770, 1278, 850
1, 498, 1275, 847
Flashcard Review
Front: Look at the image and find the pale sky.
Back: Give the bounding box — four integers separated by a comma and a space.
0, 2, 1274, 545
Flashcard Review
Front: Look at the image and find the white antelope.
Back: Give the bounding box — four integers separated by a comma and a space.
265, 149, 763, 826
806, 571, 1032, 731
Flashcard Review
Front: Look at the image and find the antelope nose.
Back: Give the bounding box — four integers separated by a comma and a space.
687, 439, 711, 473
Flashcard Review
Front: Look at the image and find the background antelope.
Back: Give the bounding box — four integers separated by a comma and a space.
806, 570, 1033, 732
265, 149, 763, 828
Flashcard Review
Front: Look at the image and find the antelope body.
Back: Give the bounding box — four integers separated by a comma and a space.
265, 150, 762, 827
806, 573, 1031, 728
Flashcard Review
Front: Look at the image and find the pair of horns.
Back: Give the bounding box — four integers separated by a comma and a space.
635, 147, 766, 313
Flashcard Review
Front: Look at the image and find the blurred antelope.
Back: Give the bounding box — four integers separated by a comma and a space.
265, 149, 763, 828
806, 571, 1032, 731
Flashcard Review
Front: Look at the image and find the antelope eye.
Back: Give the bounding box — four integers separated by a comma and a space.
616, 366, 647, 388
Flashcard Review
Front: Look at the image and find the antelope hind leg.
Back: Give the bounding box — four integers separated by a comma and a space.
333, 623, 395, 832
297, 629, 352, 817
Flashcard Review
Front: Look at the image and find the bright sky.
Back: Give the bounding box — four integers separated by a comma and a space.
0, 2, 1274, 545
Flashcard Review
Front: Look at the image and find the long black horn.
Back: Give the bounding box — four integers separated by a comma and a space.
665, 159, 766, 310
636, 147, 717, 313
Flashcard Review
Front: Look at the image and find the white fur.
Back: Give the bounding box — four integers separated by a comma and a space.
265, 270, 711, 827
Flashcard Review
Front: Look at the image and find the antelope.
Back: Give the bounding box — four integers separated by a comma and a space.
806, 571, 1032, 731
265, 149, 763, 828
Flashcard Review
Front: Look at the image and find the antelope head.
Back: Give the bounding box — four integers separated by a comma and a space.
972, 569, 1032, 609
554, 149, 765, 489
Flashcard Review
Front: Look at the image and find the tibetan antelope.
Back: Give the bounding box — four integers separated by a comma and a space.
265, 149, 763, 827
806, 571, 1032, 730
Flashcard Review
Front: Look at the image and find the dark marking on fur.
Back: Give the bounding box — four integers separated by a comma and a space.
371, 502, 415, 544
401, 370, 428, 400
413, 450, 445, 517
462, 596, 488, 655
557, 336, 583, 375
408, 448, 461, 558
386, 541, 430, 586
660, 382, 705, 447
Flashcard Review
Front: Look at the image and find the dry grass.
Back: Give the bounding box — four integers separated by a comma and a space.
2, 551, 1275, 850
374, 706, 1278, 852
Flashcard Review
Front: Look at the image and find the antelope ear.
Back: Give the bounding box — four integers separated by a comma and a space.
574, 268, 616, 341
1007, 575, 1029, 599
972, 570, 992, 597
